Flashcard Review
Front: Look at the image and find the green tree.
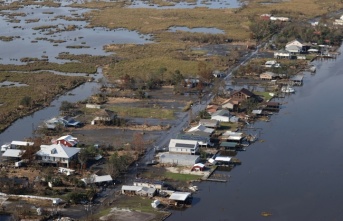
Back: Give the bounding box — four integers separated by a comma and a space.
20, 96, 32, 107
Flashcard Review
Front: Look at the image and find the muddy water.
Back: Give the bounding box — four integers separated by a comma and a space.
167, 47, 343, 220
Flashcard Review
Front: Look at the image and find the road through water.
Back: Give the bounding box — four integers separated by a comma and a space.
167, 46, 343, 221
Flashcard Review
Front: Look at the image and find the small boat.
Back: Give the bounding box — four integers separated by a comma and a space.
261, 211, 272, 217
281, 85, 295, 93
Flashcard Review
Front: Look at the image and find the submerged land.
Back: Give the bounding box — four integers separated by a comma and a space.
0, 0, 343, 220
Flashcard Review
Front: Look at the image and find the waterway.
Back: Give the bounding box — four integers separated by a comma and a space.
167, 46, 343, 220
0, 68, 103, 144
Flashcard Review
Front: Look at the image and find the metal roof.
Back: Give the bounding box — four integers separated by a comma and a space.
169, 192, 191, 201
11, 141, 34, 146
2, 149, 25, 158
215, 156, 232, 162
220, 142, 237, 148
122, 185, 143, 191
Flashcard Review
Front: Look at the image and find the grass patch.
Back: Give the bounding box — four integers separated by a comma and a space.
164, 171, 202, 182
218, 121, 238, 132
254, 91, 274, 101
105, 106, 175, 119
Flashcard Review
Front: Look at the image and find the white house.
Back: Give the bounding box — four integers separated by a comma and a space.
35, 144, 80, 168
159, 153, 200, 166
274, 50, 291, 59
81, 174, 113, 185
211, 109, 231, 122
168, 139, 199, 155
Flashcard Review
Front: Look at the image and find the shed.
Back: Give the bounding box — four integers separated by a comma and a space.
191, 163, 205, 171
290, 75, 304, 86
121, 185, 143, 195
199, 119, 219, 128
260, 72, 276, 80
214, 156, 232, 163
2, 149, 25, 158
137, 187, 156, 197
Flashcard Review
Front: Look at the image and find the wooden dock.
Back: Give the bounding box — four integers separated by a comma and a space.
205, 178, 227, 183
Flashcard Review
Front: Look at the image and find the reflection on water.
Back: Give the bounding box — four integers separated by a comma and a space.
0, 81, 28, 87
167, 47, 343, 221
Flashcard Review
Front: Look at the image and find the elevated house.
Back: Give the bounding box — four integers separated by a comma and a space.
221, 131, 245, 143
290, 75, 304, 86
168, 139, 199, 155
54, 135, 78, 147
263, 101, 280, 112
35, 144, 80, 168
169, 192, 192, 205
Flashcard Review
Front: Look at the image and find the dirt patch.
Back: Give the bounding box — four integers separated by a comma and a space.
100, 207, 156, 221
165, 166, 210, 177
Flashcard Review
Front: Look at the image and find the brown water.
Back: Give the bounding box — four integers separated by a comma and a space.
167, 47, 343, 221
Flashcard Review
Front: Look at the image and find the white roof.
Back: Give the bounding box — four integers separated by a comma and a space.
265, 60, 276, 65
215, 156, 232, 162
82, 174, 113, 184
57, 135, 77, 142
169, 192, 191, 201
36, 144, 80, 159
193, 163, 205, 168
169, 139, 198, 148
187, 124, 214, 134
222, 131, 243, 136
2, 149, 25, 158
11, 141, 34, 146
122, 185, 143, 191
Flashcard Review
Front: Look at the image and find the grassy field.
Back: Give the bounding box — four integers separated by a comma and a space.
164, 171, 202, 182
78, 0, 343, 81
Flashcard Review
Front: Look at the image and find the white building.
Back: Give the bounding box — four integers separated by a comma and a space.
35, 144, 80, 168
168, 139, 199, 155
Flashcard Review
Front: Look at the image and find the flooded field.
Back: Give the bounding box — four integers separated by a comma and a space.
0, 3, 153, 64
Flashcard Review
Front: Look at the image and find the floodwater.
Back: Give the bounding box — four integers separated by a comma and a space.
167, 46, 343, 220
0, 4, 153, 64
0, 67, 103, 144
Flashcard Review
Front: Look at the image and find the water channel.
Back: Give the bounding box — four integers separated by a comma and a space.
167, 46, 343, 220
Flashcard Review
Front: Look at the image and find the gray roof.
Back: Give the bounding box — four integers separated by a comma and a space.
212, 109, 231, 117
291, 75, 304, 81
159, 153, 200, 166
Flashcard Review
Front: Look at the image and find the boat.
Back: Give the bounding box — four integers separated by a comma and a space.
281, 85, 295, 93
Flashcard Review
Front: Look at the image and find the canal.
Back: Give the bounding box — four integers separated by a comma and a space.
167, 46, 343, 221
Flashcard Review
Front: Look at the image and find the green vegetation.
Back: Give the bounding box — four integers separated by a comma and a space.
164, 171, 202, 182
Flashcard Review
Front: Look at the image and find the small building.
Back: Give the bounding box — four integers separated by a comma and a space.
260, 71, 277, 80
211, 109, 231, 122
169, 192, 192, 205
81, 174, 113, 185
286, 45, 301, 54
206, 105, 220, 115
168, 139, 199, 155
221, 99, 237, 110
221, 131, 244, 143
214, 156, 232, 164
219, 142, 238, 150
91, 109, 117, 125
191, 163, 205, 171
54, 135, 78, 147
263, 101, 280, 112
2, 149, 26, 160
187, 124, 214, 135
199, 119, 219, 129
290, 75, 304, 86
159, 153, 200, 166
1, 141, 34, 152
